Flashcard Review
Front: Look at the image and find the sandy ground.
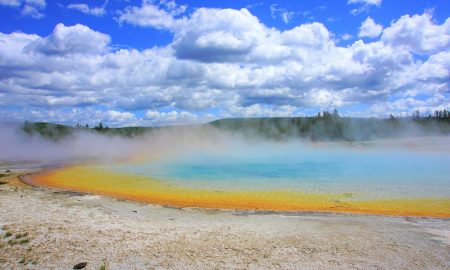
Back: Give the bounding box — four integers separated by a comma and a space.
0, 171, 449, 270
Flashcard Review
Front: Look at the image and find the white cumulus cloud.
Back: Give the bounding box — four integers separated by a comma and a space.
382, 12, 450, 54
25, 23, 111, 55
145, 110, 198, 125
0, 8, 448, 125
359, 17, 383, 38
118, 0, 186, 30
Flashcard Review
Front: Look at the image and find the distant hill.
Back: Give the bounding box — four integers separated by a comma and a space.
19, 110, 450, 141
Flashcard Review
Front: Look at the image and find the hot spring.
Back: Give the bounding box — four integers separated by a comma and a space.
29, 140, 450, 217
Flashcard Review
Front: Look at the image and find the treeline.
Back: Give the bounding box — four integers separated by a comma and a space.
22, 121, 72, 140
210, 110, 450, 141
20, 109, 450, 141
22, 121, 156, 140
410, 109, 450, 119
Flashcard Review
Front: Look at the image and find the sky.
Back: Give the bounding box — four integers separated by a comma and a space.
0, 0, 449, 127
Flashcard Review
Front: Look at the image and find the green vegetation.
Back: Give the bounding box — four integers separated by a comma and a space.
211, 109, 450, 141
19, 109, 450, 141
7, 239, 17, 245
22, 121, 72, 140
19, 238, 30, 244
95, 125, 156, 137
2, 230, 31, 245
15, 232, 28, 239
18, 255, 35, 265
22, 121, 157, 139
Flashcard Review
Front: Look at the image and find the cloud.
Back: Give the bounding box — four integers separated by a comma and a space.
67, 2, 107, 17
0, 108, 138, 127
0, 0, 21, 7
270, 4, 296, 24
144, 110, 198, 125
382, 12, 450, 54
159, 0, 186, 15
117, 0, 186, 29
25, 23, 111, 55
0, 9, 448, 126
348, 0, 381, 15
341, 33, 353, 40
348, 0, 381, 6
105, 110, 135, 124
225, 104, 298, 118
358, 17, 383, 38
172, 8, 265, 62
0, 0, 46, 18
369, 93, 450, 117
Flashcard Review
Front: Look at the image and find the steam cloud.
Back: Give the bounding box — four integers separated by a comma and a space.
1, 120, 450, 169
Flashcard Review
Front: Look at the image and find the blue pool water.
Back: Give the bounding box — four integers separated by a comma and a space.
104, 143, 450, 199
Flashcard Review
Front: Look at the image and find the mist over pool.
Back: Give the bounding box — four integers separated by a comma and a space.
25, 134, 450, 218
103, 141, 450, 199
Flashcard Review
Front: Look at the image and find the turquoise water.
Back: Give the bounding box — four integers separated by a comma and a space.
104, 143, 450, 199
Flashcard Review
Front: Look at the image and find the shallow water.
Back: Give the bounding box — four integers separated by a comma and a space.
104, 143, 450, 200
29, 141, 450, 217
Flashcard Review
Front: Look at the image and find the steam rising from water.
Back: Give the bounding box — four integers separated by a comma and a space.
2, 123, 449, 216
1, 123, 450, 166
0, 124, 229, 164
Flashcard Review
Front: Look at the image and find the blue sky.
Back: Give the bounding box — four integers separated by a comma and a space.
0, 0, 449, 126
